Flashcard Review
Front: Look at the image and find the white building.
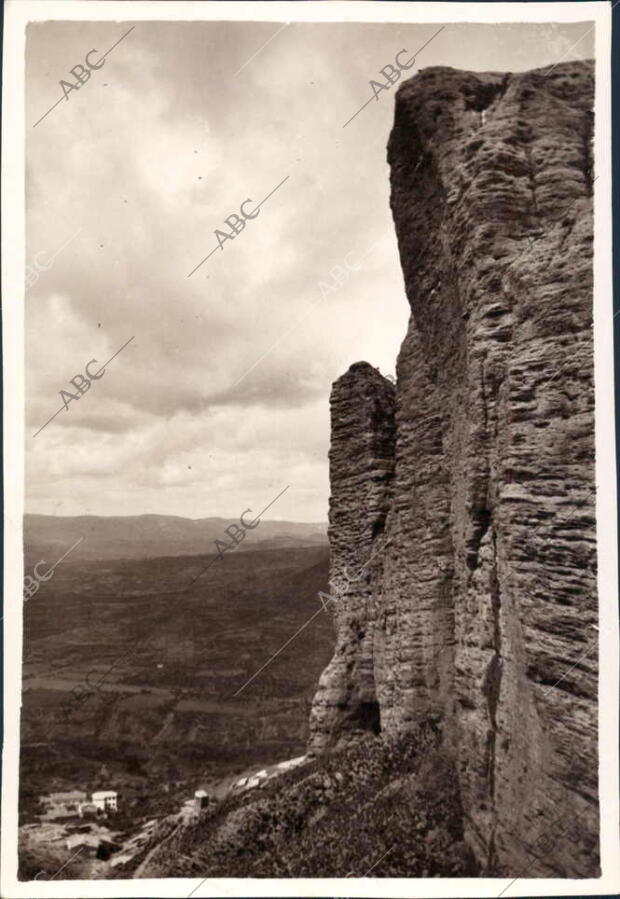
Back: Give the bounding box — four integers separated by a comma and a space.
92, 790, 117, 812
231, 758, 308, 795
275, 756, 306, 773
194, 789, 209, 810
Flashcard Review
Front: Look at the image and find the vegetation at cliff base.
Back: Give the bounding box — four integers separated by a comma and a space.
130, 722, 478, 878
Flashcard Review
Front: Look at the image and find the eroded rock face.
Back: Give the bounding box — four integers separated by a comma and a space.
309, 363, 396, 752
310, 61, 597, 876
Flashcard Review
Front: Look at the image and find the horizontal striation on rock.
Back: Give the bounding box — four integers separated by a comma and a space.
308, 362, 396, 753
310, 60, 597, 876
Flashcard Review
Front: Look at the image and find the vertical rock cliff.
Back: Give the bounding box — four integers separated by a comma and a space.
310, 363, 396, 750
310, 60, 597, 877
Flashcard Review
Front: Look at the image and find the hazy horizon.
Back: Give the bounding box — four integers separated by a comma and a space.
24, 510, 327, 525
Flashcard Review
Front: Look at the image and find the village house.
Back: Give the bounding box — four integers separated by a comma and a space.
179, 789, 210, 825
231, 757, 307, 794
194, 789, 209, 811
92, 790, 117, 813
39, 789, 119, 821
40, 791, 87, 821
78, 802, 99, 818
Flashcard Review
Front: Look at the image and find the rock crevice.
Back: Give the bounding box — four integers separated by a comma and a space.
310, 60, 597, 877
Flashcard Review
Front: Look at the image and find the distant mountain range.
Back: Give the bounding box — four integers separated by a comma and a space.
24, 513, 327, 561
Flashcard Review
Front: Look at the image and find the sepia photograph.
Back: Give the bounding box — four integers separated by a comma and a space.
2, 1, 618, 896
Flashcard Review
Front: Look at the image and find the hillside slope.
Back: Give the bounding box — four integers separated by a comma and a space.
128, 726, 477, 879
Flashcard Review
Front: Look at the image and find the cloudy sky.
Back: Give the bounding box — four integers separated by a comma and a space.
25, 16, 593, 522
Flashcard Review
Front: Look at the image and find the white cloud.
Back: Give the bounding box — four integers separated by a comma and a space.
25, 19, 593, 520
